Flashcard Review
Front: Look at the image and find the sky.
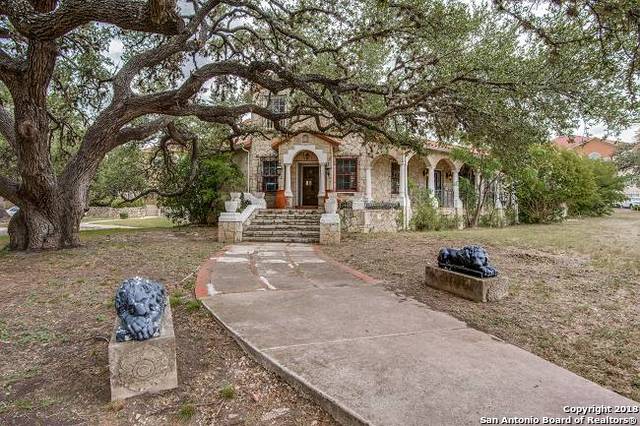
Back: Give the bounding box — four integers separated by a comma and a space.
576, 123, 637, 144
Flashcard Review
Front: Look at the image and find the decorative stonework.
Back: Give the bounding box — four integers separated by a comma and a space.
113, 346, 173, 392
339, 208, 401, 233
109, 304, 178, 400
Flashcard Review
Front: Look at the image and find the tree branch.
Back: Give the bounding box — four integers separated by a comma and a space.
0, 174, 20, 205
2, 0, 184, 40
113, 116, 174, 148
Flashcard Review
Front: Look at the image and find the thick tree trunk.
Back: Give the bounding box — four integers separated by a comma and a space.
7, 190, 85, 251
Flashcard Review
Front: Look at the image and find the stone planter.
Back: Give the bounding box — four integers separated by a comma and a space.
225, 201, 239, 212
229, 192, 241, 201
325, 198, 338, 214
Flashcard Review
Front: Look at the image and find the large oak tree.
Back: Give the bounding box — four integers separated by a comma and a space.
0, 0, 629, 250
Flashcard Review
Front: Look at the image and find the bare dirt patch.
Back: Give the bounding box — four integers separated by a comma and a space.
0, 228, 335, 425
324, 209, 640, 402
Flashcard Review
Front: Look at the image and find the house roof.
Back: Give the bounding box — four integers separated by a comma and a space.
552, 135, 619, 150
270, 132, 341, 150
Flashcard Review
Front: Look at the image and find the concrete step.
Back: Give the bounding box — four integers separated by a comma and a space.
260, 209, 322, 214
255, 214, 321, 220
243, 235, 320, 243
245, 224, 320, 231
244, 230, 320, 237
250, 219, 320, 225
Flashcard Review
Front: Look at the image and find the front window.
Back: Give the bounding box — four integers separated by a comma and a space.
336, 158, 358, 191
391, 162, 400, 194
261, 159, 278, 192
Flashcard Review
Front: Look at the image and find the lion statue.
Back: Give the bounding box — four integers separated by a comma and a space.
115, 277, 166, 342
437, 245, 498, 278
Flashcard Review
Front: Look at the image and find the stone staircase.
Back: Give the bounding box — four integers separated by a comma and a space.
243, 209, 321, 243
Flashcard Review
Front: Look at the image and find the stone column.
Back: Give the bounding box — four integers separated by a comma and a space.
399, 156, 407, 206
427, 166, 437, 208
365, 165, 372, 202
400, 155, 410, 229
318, 162, 326, 209
453, 168, 462, 211
453, 168, 464, 229
284, 163, 293, 207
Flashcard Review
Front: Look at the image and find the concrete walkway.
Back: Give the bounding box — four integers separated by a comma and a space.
0, 222, 137, 236
196, 243, 640, 426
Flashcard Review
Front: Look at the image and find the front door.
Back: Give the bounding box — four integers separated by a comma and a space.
301, 166, 319, 206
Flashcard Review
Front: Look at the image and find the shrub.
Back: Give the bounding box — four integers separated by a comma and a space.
158, 154, 243, 225
409, 186, 457, 231
119, 212, 128, 220
511, 145, 625, 223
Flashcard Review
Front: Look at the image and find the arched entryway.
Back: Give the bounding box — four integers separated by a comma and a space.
434, 158, 455, 208
292, 150, 321, 207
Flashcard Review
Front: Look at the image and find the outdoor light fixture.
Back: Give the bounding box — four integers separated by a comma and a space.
276, 165, 283, 175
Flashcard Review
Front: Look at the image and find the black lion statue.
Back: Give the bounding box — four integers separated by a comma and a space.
115, 277, 166, 342
437, 245, 498, 278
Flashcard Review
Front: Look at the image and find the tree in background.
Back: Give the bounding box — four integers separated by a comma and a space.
452, 146, 503, 227
89, 143, 147, 206
616, 137, 640, 185
512, 144, 625, 223
0, 0, 632, 250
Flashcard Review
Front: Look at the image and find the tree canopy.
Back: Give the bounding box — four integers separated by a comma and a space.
0, 0, 634, 249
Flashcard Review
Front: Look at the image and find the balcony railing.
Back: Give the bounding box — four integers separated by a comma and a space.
435, 188, 454, 208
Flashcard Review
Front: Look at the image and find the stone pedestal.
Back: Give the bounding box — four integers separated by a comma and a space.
424, 265, 508, 302
109, 305, 178, 401
319, 213, 341, 245
218, 219, 243, 243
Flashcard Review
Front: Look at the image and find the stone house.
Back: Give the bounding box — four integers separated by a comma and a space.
234, 93, 492, 212
219, 91, 506, 244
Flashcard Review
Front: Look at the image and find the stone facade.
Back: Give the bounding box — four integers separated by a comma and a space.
85, 204, 161, 219
233, 90, 510, 230
340, 209, 401, 233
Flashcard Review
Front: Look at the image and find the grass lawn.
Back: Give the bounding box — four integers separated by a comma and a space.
0, 227, 334, 425
324, 209, 640, 402
83, 216, 175, 228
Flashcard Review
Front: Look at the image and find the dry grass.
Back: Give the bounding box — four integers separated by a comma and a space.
324, 209, 640, 401
0, 227, 334, 425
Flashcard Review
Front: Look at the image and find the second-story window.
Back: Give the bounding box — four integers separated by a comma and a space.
265, 95, 286, 129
